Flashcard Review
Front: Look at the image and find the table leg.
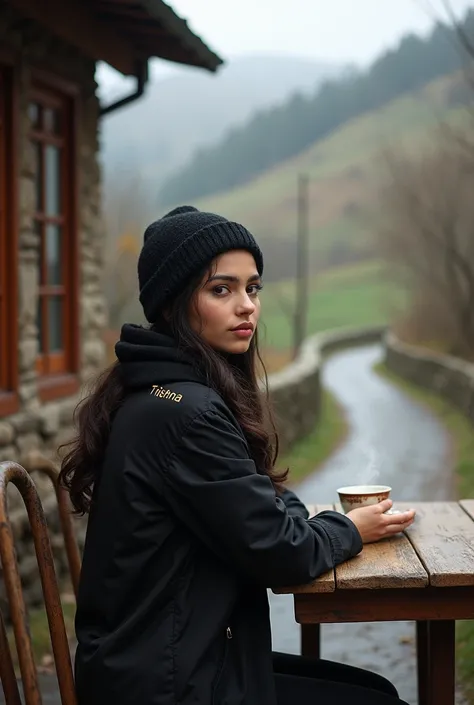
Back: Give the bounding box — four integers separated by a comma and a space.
428, 620, 455, 705
416, 621, 430, 705
301, 623, 320, 659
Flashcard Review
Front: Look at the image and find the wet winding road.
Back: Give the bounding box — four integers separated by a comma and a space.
270, 343, 457, 705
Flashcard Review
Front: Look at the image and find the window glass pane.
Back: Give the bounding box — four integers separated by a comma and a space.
28, 102, 41, 129
47, 296, 63, 352
33, 142, 42, 211
45, 145, 61, 216
37, 298, 44, 353
45, 224, 61, 285
44, 107, 61, 135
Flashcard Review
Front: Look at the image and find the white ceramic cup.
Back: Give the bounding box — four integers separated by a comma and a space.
337, 484, 392, 514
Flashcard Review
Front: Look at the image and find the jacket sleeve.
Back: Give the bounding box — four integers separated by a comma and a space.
162, 408, 362, 586
279, 487, 309, 519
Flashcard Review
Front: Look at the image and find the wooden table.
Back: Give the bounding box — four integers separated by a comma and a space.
274, 501, 474, 705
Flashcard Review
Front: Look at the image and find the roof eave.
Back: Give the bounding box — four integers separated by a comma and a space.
139, 0, 223, 73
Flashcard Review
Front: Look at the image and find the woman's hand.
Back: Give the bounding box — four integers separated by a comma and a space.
346, 499, 415, 544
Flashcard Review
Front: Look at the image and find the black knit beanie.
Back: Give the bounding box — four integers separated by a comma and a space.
138, 205, 264, 323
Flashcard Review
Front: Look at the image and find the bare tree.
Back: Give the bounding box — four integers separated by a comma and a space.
377, 129, 474, 357
373, 2, 474, 357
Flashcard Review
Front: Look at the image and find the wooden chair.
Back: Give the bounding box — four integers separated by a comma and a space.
21, 452, 81, 599
0, 460, 77, 705
0, 606, 22, 705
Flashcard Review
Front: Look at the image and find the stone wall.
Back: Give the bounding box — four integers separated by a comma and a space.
268, 326, 385, 452
384, 331, 474, 420
0, 8, 106, 604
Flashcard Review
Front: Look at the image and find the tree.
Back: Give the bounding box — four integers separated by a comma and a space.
107, 233, 140, 330
377, 131, 474, 357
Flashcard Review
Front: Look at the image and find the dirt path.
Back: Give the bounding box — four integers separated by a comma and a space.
269, 343, 463, 704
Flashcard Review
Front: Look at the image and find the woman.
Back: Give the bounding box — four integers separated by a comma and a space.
60, 206, 415, 705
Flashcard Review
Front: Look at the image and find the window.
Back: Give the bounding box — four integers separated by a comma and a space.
29, 84, 78, 396
0, 66, 18, 416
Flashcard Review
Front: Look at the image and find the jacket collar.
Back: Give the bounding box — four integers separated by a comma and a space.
115, 324, 205, 391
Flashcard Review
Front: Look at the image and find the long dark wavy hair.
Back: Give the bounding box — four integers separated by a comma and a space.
59, 263, 287, 514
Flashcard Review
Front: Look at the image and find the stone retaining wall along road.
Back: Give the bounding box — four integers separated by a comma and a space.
384, 331, 474, 421
267, 326, 385, 452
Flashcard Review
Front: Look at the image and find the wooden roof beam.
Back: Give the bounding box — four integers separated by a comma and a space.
9, 0, 140, 76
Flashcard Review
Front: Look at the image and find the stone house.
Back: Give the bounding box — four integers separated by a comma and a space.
0, 0, 221, 466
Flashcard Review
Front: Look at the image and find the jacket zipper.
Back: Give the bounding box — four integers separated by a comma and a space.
212, 627, 232, 704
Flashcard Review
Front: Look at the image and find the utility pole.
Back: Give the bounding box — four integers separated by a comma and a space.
293, 172, 310, 359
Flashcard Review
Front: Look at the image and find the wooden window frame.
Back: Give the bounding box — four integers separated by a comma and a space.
29, 72, 80, 403
0, 63, 19, 417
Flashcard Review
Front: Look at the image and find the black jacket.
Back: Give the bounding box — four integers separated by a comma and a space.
74, 324, 362, 705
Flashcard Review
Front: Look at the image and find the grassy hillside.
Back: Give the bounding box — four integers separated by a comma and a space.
196, 71, 471, 268
260, 260, 405, 357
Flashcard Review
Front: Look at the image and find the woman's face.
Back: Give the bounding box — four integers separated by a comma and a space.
189, 250, 262, 354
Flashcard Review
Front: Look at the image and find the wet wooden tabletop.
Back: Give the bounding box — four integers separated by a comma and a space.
274, 501, 474, 594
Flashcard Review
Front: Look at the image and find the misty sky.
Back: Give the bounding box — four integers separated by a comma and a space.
97, 0, 473, 93
170, 0, 472, 64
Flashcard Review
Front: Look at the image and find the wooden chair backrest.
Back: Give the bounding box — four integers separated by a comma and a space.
0, 461, 77, 705
21, 452, 81, 599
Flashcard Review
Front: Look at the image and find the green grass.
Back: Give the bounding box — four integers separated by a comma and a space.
373, 361, 474, 703
261, 260, 406, 351
281, 389, 348, 486
373, 361, 474, 501
7, 598, 76, 672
